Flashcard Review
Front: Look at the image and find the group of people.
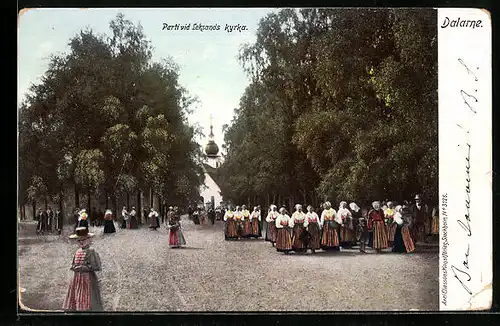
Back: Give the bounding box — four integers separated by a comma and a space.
222, 194, 437, 255
223, 205, 263, 240
35, 207, 63, 235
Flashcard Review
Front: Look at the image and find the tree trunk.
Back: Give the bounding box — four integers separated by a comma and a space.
74, 184, 80, 209
126, 192, 130, 208
32, 201, 36, 219
302, 190, 307, 207
105, 192, 109, 209
150, 188, 153, 208
44, 198, 48, 210
267, 193, 270, 209
87, 190, 91, 211
137, 191, 142, 225
112, 194, 117, 217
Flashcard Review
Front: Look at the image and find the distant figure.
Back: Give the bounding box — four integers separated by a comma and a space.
223, 206, 238, 240
241, 205, 251, 237
320, 202, 341, 251
63, 227, 103, 311
304, 205, 321, 254
265, 205, 279, 246
121, 206, 128, 229
392, 205, 415, 253
410, 194, 428, 244
46, 207, 54, 233
368, 201, 388, 254
36, 209, 47, 235
103, 209, 116, 234
291, 204, 307, 252
128, 207, 138, 229
55, 208, 63, 235
148, 208, 160, 231
208, 207, 216, 225
77, 209, 89, 230
167, 212, 186, 248
249, 206, 261, 238
275, 208, 294, 254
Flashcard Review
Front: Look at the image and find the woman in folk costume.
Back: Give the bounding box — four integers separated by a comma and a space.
275, 207, 294, 254
167, 211, 186, 248
352, 203, 368, 253
338, 201, 356, 248
121, 206, 128, 229
223, 206, 238, 240
77, 209, 89, 230
103, 209, 116, 234
430, 205, 439, 237
392, 205, 415, 253
233, 206, 244, 238
148, 208, 160, 231
265, 205, 279, 246
128, 206, 138, 229
63, 227, 103, 311
290, 204, 307, 252
367, 201, 388, 253
303, 205, 321, 253
241, 205, 252, 238
249, 206, 262, 238
384, 201, 397, 247
320, 202, 341, 251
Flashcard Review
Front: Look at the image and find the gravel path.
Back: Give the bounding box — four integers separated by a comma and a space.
18, 216, 439, 311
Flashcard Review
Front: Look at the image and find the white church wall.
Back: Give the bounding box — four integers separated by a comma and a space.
200, 171, 223, 207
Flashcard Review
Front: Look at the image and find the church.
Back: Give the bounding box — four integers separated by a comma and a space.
199, 116, 224, 209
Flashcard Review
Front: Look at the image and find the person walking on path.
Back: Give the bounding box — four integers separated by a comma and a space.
149, 208, 160, 231
167, 212, 187, 248
249, 206, 261, 238
62, 227, 103, 311
223, 206, 238, 240
320, 202, 341, 251
392, 205, 415, 253
368, 201, 388, 254
55, 208, 63, 235
103, 209, 116, 234
290, 204, 307, 252
265, 205, 279, 246
128, 207, 138, 229
121, 206, 128, 229
304, 205, 321, 254
275, 207, 294, 254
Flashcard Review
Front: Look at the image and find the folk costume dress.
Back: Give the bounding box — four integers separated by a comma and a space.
128, 209, 138, 229
338, 205, 356, 247
304, 211, 321, 251
368, 208, 388, 251
224, 210, 238, 240
320, 208, 341, 251
77, 211, 89, 230
149, 210, 160, 230
384, 207, 397, 246
392, 211, 415, 253
290, 210, 307, 252
241, 209, 252, 238
234, 211, 244, 238
168, 216, 186, 248
431, 207, 439, 235
103, 210, 116, 234
250, 209, 262, 238
265, 209, 279, 245
63, 230, 103, 311
275, 213, 294, 253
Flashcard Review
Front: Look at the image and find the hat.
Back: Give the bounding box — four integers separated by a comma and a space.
69, 227, 94, 239
295, 204, 302, 210
349, 202, 360, 212
324, 201, 331, 207
339, 201, 347, 208
414, 194, 421, 200
169, 206, 174, 210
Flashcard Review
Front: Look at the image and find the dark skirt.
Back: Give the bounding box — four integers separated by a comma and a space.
78, 219, 89, 230
265, 221, 277, 243
340, 224, 356, 245
121, 219, 127, 229
276, 227, 293, 252
250, 218, 261, 237
292, 223, 307, 251
392, 225, 415, 253
149, 215, 159, 229
320, 222, 340, 250
103, 220, 116, 233
386, 223, 397, 245
307, 223, 321, 250
128, 216, 138, 229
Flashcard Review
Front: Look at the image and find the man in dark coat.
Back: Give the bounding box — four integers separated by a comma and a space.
55, 208, 63, 235
46, 206, 54, 233
36, 209, 47, 235
410, 194, 428, 244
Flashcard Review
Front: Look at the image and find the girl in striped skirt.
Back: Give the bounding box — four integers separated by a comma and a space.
275, 208, 294, 254
392, 205, 415, 253
224, 207, 238, 240
63, 227, 103, 311
241, 205, 252, 238
167, 214, 186, 248
291, 204, 307, 252
249, 206, 261, 238
338, 201, 356, 248
265, 205, 279, 246
384, 201, 397, 247
367, 201, 388, 253
320, 202, 341, 251
304, 205, 321, 253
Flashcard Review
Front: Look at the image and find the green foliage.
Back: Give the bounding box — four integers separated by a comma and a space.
220, 8, 437, 207
19, 13, 204, 206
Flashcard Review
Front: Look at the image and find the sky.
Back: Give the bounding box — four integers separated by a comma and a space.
18, 8, 277, 153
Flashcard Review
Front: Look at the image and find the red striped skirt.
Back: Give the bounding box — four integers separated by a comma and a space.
63, 272, 92, 311
265, 221, 277, 242
373, 220, 388, 249
402, 225, 415, 253
226, 219, 238, 238
242, 219, 252, 236
321, 223, 339, 248
169, 228, 186, 247
340, 225, 356, 243
276, 227, 293, 252
386, 223, 397, 243
431, 216, 439, 235
250, 218, 260, 236
292, 223, 306, 250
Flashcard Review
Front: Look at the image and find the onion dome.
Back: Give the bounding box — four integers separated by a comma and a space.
204, 115, 219, 158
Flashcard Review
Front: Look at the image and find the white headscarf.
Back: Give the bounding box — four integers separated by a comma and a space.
349, 202, 360, 212
394, 205, 404, 225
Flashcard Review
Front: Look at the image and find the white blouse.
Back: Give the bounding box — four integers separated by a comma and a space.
266, 211, 279, 222
320, 208, 341, 226
275, 214, 294, 229
291, 211, 306, 224
250, 211, 261, 221
394, 212, 404, 225
148, 211, 158, 218
337, 208, 352, 222
223, 211, 234, 221
234, 211, 243, 221
241, 210, 251, 220
303, 212, 320, 227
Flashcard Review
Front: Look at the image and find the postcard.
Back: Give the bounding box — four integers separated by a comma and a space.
17, 7, 491, 312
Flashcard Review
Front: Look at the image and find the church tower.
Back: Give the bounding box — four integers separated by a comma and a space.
200, 114, 223, 209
